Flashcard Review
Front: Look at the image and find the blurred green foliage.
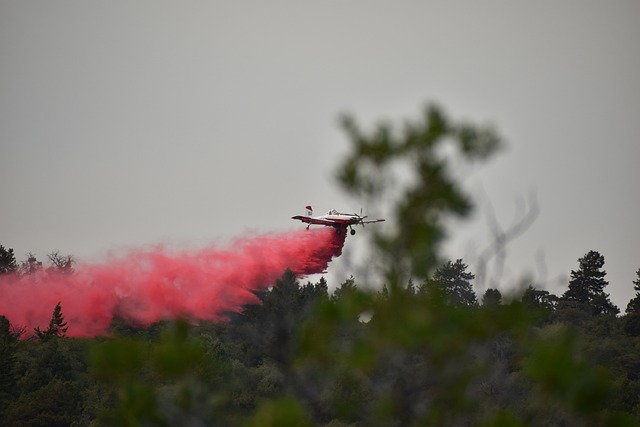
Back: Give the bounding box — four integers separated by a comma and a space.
337, 104, 501, 283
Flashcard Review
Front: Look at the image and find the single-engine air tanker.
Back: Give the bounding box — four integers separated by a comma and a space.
292, 205, 385, 235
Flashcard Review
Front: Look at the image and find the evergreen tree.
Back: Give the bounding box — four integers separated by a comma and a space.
521, 285, 557, 310
0, 316, 18, 417
624, 269, 640, 335
430, 259, 477, 307
625, 268, 640, 314
299, 277, 329, 310
482, 288, 502, 306
267, 269, 300, 315
377, 284, 390, 300
35, 302, 69, 341
561, 250, 618, 316
0, 245, 18, 275
232, 269, 304, 367
332, 276, 358, 302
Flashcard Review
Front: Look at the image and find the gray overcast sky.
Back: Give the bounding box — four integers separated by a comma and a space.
1, 1, 639, 308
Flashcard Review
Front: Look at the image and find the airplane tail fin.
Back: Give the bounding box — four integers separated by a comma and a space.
305, 205, 313, 216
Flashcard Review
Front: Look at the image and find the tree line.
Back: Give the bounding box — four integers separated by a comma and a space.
1, 243, 640, 425
0, 246, 75, 277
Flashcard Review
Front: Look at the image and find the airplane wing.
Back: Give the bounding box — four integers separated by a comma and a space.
291, 215, 340, 226
361, 219, 386, 224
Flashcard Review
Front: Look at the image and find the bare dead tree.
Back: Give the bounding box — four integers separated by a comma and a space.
10, 324, 27, 340
47, 250, 75, 274
19, 252, 43, 276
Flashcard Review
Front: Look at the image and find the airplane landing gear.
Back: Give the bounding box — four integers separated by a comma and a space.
350, 229, 356, 236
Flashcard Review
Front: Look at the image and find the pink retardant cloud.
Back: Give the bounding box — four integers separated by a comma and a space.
0, 228, 346, 337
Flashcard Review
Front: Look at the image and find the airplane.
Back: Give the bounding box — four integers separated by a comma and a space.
292, 205, 385, 235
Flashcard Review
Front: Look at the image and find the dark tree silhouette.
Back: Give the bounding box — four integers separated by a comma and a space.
19, 253, 42, 276
0, 245, 18, 275
299, 277, 329, 314
0, 315, 18, 415
35, 302, 69, 341
429, 259, 477, 307
46, 251, 75, 275
331, 276, 358, 303
624, 269, 640, 335
521, 285, 557, 310
625, 269, 640, 315
482, 288, 502, 306
561, 250, 618, 316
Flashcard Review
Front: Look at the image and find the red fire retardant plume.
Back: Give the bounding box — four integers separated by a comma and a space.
0, 228, 346, 337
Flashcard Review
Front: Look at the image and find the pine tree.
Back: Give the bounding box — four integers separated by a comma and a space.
521, 285, 558, 312
430, 259, 477, 307
299, 277, 329, 309
625, 269, 640, 314
0, 245, 17, 275
377, 284, 390, 300
35, 302, 69, 341
332, 276, 358, 302
624, 269, 640, 335
0, 315, 18, 412
482, 288, 502, 306
561, 250, 618, 316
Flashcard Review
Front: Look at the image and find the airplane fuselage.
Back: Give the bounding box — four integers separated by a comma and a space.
291, 207, 384, 235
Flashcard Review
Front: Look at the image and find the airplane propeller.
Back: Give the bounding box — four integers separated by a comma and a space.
359, 208, 369, 227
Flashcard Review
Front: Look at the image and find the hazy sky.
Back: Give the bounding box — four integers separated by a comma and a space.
2, 2, 639, 308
